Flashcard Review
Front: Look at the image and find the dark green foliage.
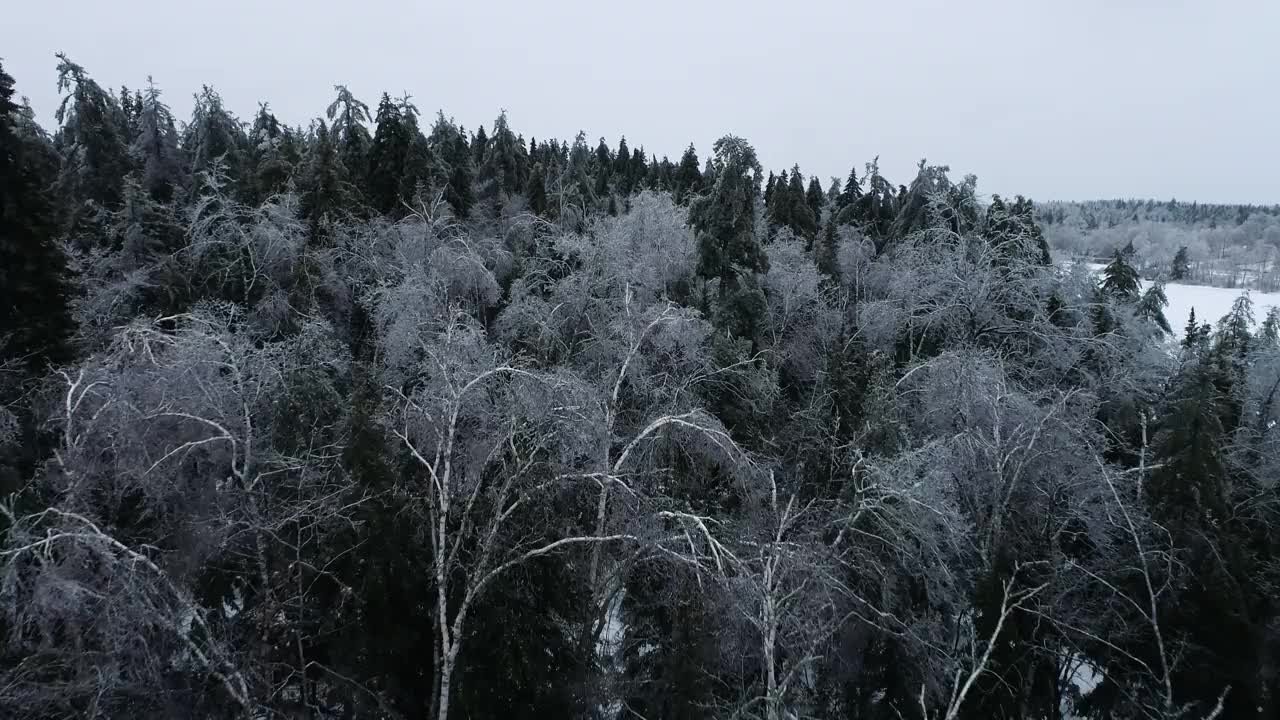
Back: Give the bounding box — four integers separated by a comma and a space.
326, 85, 372, 201
805, 174, 825, 222
1171, 245, 1191, 280
184, 85, 246, 196
1100, 247, 1141, 301
1136, 282, 1172, 336
427, 112, 475, 218
690, 136, 766, 291
53, 54, 132, 223
0, 61, 74, 369
673, 143, 703, 203
836, 165, 861, 210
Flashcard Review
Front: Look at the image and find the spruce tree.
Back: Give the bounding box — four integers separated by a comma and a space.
326, 85, 372, 202
1171, 245, 1191, 280
673, 144, 702, 203
185, 85, 247, 196
427, 113, 475, 218
0, 61, 74, 369
816, 219, 840, 281
836, 165, 861, 210
690, 136, 768, 339
132, 78, 184, 204
53, 54, 131, 223
1100, 248, 1141, 301
805, 175, 825, 223
1136, 282, 1172, 336
526, 162, 548, 216
368, 93, 411, 215
297, 119, 350, 241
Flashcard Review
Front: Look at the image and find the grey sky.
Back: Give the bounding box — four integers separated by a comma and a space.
6, 0, 1278, 204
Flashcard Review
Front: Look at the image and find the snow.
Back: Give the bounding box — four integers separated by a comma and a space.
1156, 281, 1280, 336
1084, 263, 1280, 338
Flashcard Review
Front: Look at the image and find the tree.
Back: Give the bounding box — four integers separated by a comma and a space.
131, 77, 184, 203
1101, 248, 1141, 302
427, 112, 475, 219
674, 143, 703, 203
53, 54, 131, 225
326, 85, 372, 199
367, 93, 411, 214
835, 164, 861, 211
0, 61, 73, 369
1171, 245, 1191, 280
184, 85, 246, 196
805, 174, 826, 223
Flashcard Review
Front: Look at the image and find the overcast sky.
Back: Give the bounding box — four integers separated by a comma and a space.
5, 0, 1278, 204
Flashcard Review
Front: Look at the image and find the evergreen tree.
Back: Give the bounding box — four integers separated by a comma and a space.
1171, 245, 1191, 280
836, 164, 861, 210
788, 166, 818, 240
396, 95, 432, 206
297, 119, 350, 240
184, 85, 246, 196
477, 111, 528, 212
615, 136, 631, 194
246, 103, 294, 204
673, 143, 702, 203
53, 54, 131, 222
427, 112, 475, 218
1136, 282, 1172, 336
690, 136, 767, 339
132, 77, 184, 204
763, 170, 777, 207
805, 174, 825, 223
1100, 248, 1141, 301
526, 162, 548, 216
470, 124, 488, 166
326, 85, 372, 201
0, 61, 74, 369
367, 93, 412, 214
629, 145, 648, 191
816, 219, 840, 281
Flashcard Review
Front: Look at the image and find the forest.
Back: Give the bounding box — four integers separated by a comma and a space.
1, 56, 1278, 720
1041, 199, 1280, 292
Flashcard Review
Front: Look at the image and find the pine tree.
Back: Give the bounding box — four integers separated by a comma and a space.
53, 54, 132, 222
1100, 248, 1141, 302
298, 119, 350, 241
615, 136, 631, 194
477, 111, 528, 213
367, 93, 412, 215
836, 165, 861, 210
690, 136, 768, 339
816, 219, 840, 281
1136, 282, 1172, 336
764, 171, 777, 207
526, 162, 548, 216
396, 95, 432, 206
1259, 307, 1280, 348
326, 85, 372, 202
185, 85, 246, 196
427, 113, 475, 218
1171, 245, 1191, 280
674, 144, 702, 204
470, 124, 488, 166
0, 61, 74, 369
787, 166, 817, 241
132, 77, 184, 204
629, 145, 648, 191
805, 175, 825, 225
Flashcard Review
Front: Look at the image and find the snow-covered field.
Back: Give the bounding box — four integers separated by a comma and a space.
1084, 263, 1280, 337
1158, 280, 1280, 334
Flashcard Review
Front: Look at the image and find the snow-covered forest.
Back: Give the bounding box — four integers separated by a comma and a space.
1043, 199, 1280, 291
3, 56, 1279, 720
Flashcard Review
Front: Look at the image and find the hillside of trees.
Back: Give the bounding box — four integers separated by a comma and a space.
2, 56, 1279, 720
1042, 199, 1280, 291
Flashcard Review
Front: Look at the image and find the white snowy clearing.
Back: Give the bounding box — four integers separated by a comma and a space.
1084, 263, 1280, 338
